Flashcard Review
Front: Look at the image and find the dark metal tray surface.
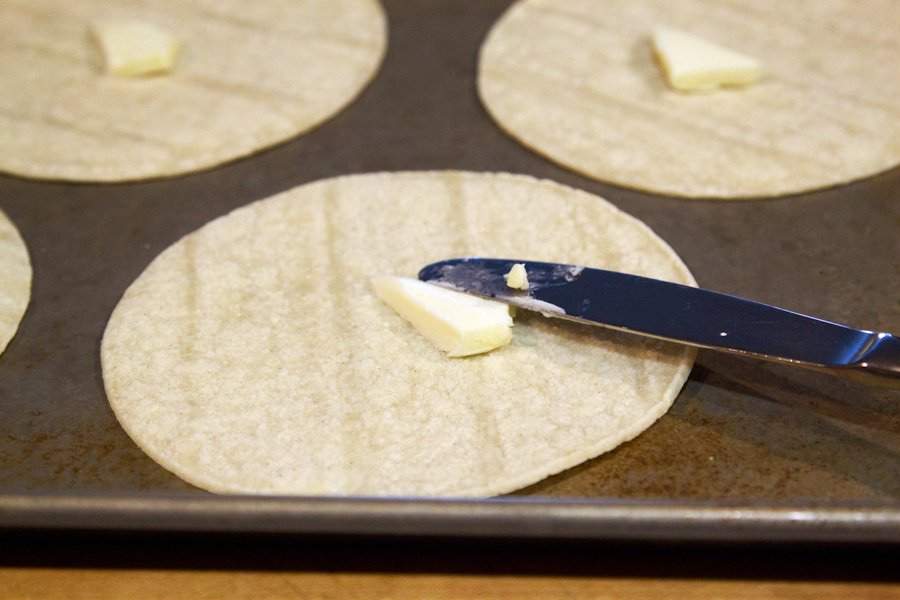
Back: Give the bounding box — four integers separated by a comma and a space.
1, 0, 899, 543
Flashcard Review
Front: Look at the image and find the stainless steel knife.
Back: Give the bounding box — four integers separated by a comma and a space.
418, 258, 900, 389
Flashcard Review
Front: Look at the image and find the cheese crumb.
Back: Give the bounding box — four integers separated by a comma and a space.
373, 276, 513, 357
92, 20, 181, 77
650, 27, 762, 92
505, 263, 529, 290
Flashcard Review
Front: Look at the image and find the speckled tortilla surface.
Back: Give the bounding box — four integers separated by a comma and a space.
0, 208, 31, 356
478, 0, 900, 199
101, 171, 696, 497
0, 0, 386, 181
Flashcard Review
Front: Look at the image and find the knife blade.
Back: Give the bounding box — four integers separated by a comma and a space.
418, 258, 900, 388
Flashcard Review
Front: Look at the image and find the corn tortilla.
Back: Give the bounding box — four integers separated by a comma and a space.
0, 0, 386, 182
0, 208, 31, 357
478, 0, 900, 199
101, 171, 696, 497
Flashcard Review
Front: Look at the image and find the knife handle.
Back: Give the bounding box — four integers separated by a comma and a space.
838, 333, 900, 389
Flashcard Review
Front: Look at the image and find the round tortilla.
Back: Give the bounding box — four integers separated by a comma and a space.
101, 171, 696, 497
478, 0, 900, 199
0, 208, 31, 356
0, 0, 386, 182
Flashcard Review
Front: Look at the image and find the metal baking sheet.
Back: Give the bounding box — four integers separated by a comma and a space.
1, 0, 899, 543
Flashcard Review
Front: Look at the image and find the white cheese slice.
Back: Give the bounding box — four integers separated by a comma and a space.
651, 27, 762, 92
505, 263, 529, 290
373, 276, 513, 357
92, 20, 181, 77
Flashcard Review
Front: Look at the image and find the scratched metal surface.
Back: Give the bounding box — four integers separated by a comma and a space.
1, 0, 899, 541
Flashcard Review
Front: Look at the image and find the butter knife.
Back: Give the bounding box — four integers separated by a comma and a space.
418, 258, 900, 389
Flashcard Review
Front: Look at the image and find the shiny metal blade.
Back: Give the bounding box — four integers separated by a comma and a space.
418, 258, 900, 388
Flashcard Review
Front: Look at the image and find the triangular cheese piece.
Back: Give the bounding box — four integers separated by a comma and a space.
651, 27, 762, 92
92, 20, 181, 77
372, 276, 513, 357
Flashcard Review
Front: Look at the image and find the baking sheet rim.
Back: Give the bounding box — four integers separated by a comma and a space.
2, 493, 899, 543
